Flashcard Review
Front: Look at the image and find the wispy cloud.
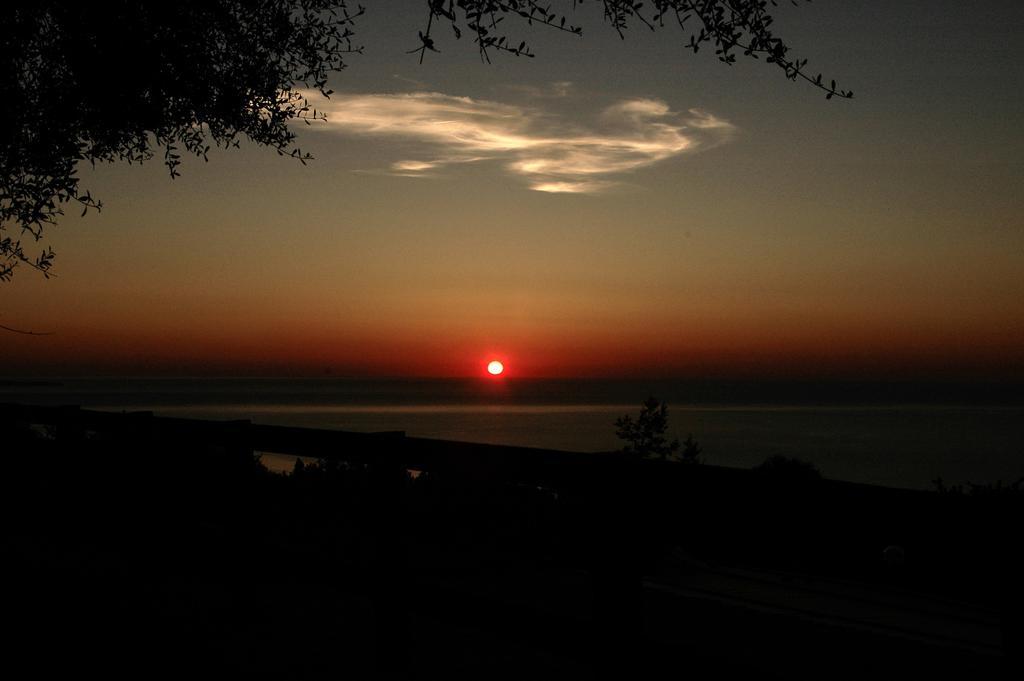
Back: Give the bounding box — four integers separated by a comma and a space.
504, 81, 575, 99
308, 91, 734, 193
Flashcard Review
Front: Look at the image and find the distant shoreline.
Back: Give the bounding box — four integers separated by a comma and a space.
1, 389, 1021, 490
2, 375, 1023, 406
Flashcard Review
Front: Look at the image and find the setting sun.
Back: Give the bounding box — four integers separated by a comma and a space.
487, 360, 505, 376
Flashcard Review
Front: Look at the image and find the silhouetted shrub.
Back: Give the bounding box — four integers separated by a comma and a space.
753, 455, 822, 483
680, 434, 703, 464
932, 476, 1023, 499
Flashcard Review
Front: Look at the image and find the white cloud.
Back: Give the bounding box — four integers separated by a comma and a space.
307, 91, 734, 193
391, 160, 439, 172
530, 180, 614, 194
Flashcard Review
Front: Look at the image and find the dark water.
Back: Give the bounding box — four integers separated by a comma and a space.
3, 377, 1021, 489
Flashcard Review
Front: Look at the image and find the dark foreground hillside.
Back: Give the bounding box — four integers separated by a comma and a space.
4, 405, 1021, 679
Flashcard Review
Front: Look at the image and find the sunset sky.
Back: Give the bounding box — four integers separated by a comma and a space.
2, 1, 1023, 379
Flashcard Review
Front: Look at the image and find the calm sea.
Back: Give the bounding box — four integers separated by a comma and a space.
3, 377, 1021, 490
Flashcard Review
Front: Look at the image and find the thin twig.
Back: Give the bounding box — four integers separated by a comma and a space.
0, 322, 54, 335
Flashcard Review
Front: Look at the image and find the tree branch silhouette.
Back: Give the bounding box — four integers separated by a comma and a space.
416, 0, 852, 99
1, 0, 849, 284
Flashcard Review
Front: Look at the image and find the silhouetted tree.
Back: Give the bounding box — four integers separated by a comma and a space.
615, 397, 680, 460
1, 1, 850, 282
1, 1, 362, 282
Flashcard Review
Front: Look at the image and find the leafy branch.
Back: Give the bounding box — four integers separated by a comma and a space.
1, 1, 365, 281
417, 1, 852, 99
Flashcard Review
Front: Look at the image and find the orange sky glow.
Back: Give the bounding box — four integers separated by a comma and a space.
2, 3, 1023, 381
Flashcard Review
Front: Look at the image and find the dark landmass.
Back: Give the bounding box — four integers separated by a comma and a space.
0, 379, 62, 387
4, 404, 1020, 679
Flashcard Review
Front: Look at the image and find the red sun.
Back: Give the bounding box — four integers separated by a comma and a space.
486, 360, 505, 376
